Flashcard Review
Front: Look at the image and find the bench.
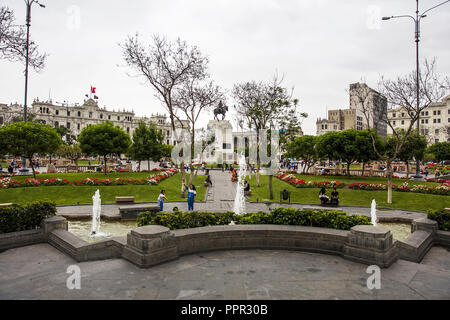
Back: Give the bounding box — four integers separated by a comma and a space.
0, 203, 13, 207
115, 196, 135, 204
119, 205, 160, 220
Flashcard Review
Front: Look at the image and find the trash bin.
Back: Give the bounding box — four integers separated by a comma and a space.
280, 189, 290, 203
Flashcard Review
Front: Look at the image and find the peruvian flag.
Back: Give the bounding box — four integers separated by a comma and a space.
90, 86, 96, 94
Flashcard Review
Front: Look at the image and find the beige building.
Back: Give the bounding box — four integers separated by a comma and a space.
387, 95, 450, 144
316, 83, 387, 138
0, 98, 189, 145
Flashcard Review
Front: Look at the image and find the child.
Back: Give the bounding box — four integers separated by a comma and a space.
157, 189, 167, 211
186, 184, 197, 211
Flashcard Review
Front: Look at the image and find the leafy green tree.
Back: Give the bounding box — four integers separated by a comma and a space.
56, 144, 83, 169
385, 130, 427, 178
285, 135, 317, 174
0, 121, 62, 178
355, 130, 382, 176
316, 130, 381, 176
54, 125, 76, 145
427, 142, 450, 163
128, 121, 166, 171
78, 121, 131, 174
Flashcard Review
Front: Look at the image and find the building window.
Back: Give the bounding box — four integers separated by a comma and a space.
393, 113, 396, 118
67, 122, 70, 129
89, 112, 92, 118
126, 127, 130, 133
425, 119, 428, 124
435, 139, 439, 143
0, 116, 3, 125
78, 111, 81, 117
425, 129, 429, 135
421, 119, 424, 124
401, 120, 404, 125
67, 111, 70, 116
56, 110, 59, 115
77, 123, 80, 130
100, 114, 103, 119
433, 119, 436, 123
117, 116, 120, 120
167, 140, 169, 144
401, 113, 405, 117
437, 110, 441, 115
448, 118, 450, 122
435, 129, 440, 134
108, 115, 111, 120
55, 121, 59, 127
437, 118, 441, 123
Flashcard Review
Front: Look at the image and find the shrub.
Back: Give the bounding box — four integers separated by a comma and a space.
138, 208, 371, 231
427, 208, 450, 231
0, 201, 57, 233
137, 211, 235, 229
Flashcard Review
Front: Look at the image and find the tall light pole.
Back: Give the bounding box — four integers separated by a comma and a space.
382, 0, 449, 181
20, 0, 45, 175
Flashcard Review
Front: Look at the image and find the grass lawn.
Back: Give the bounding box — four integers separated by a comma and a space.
293, 173, 441, 187
0, 173, 206, 206
248, 175, 448, 212
4, 171, 165, 182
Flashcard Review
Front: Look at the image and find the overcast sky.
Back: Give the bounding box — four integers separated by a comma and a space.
1, 0, 449, 135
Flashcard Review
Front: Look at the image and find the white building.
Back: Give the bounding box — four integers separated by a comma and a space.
0, 98, 189, 145
387, 95, 450, 144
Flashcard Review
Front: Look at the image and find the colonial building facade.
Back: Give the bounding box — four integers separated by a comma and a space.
387, 95, 450, 144
0, 98, 189, 145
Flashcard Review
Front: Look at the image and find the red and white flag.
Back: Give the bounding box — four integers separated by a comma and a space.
90, 86, 96, 94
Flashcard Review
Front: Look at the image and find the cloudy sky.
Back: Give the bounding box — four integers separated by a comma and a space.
1, 0, 449, 135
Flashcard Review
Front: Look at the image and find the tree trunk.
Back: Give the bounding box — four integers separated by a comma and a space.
346, 161, 351, 176
269, 175, 273, 200
387, 159, 393, 204
29, 158, 36, 179
406, 161, 410, 179
361, 161, 365, 177
180, 161, 186, 198
148, 159, 150, 172
138, 160, 141, 172
104, 156, 107, 175
75, 159, 78, 170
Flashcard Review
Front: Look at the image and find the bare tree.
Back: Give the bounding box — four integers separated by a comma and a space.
233, 75, 299, 199
173, 77, 224, 185
352, 59, 449, 204
0, 6, 46, 71
121, 34, 208, 196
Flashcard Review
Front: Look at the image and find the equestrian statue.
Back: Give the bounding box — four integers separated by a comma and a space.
213, 101, 228, 120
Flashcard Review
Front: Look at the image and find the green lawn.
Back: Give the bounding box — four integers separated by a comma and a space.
248, 175, 448, 212
293, 173, 440, 187
77, 160, 101, 165
5, 171, 164, 182
0, 173, 206, 205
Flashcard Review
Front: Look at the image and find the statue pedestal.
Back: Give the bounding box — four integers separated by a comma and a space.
206, 120, 233, 164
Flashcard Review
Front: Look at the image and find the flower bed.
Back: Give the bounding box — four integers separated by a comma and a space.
274, 172, 449, 196
0, 168, 179, 189
275, 172, 346, 189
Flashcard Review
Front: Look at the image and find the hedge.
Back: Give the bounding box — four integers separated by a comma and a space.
137, 207, 371, 231
427, 208, 450, 232
0, 201, 56, 233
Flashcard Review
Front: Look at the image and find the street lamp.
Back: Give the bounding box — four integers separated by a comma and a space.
382, 0, 449, 181
20, 0, 45, 175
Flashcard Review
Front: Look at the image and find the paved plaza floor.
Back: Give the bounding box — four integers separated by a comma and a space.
0, 244, 449, 299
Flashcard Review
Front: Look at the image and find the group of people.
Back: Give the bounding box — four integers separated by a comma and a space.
157, 184, 197, 212
319, 186, 339, 205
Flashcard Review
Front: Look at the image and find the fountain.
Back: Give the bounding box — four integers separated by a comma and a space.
91, 189, 101, 235
370, 199, 378, 227
233, 153, 247, 216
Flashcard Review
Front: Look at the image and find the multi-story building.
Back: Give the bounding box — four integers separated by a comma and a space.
387, 95, 450, 144
0, 98, 189, 145
316, 83, 388, 138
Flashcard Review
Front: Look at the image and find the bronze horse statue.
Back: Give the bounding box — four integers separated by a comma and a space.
213, 101, 228, 120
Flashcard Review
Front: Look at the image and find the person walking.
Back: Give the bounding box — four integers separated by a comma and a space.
186, 184, 197, 211
157, 190, 168, 212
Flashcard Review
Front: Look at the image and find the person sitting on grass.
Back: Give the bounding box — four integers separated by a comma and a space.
157, 189, 168, 212
330, 186, 339, 205
319, 187, 329, 204
204, 175, 212, 187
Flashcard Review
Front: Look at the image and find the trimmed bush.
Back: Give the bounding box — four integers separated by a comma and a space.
137, 207, 371, 231
137, 210, 235, 229
0, 201, 56, 233
427, 208, 450, 231
235, 208, 371, 230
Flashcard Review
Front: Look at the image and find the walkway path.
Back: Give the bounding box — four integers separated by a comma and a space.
0, 244, 448, 299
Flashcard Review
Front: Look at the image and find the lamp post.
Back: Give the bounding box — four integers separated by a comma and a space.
20, 0, 45, 175
382, 0, 449, 181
